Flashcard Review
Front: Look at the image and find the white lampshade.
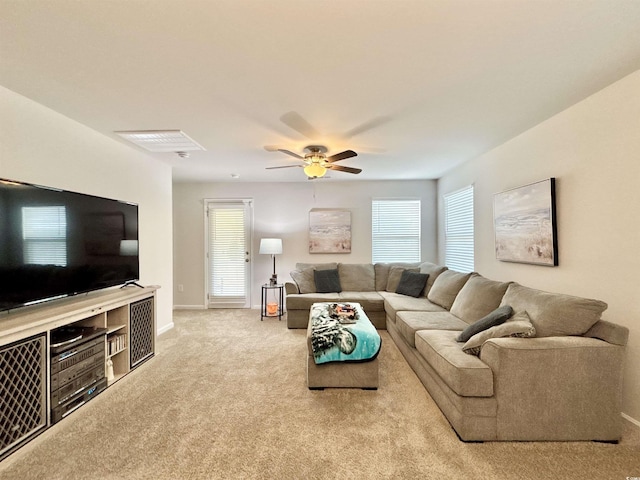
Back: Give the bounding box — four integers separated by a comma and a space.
259, 238, 282, 255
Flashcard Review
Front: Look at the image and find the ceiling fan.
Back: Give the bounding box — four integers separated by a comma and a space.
265, 145, 361, 179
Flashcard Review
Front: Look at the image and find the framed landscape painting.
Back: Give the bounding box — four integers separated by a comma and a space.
493, 178, 558, 266
309, 209, 351, 253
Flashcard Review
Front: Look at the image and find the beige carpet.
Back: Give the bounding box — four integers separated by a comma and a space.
1, 309, 639, 480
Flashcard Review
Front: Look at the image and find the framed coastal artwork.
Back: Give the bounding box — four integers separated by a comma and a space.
309, 209, 351, 253
493, 178, 558, 266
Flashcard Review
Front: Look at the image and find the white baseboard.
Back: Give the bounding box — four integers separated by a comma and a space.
157, 322, 174, 336
622, 412, 640, 428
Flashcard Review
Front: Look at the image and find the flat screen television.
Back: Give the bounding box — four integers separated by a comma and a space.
0, 178, 139, 312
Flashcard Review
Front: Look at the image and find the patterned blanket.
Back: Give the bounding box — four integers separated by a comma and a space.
310, 302, 382, 365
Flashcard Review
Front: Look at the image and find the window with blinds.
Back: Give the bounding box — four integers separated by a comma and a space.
444, 185, 474, 273
371, 199, 421, 263
21, 206, 67, 266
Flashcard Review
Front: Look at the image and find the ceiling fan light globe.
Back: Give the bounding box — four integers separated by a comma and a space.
304, 163, 326, 178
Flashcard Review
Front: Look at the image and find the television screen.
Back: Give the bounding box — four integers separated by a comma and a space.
0, 178, 139, 311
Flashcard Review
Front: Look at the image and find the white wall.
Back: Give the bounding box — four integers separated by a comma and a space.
0, 86, 174, 334
173, 180, 437, 308
437, 70, 640, 424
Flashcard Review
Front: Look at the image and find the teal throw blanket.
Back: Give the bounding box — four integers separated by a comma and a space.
310, 302, 381, 365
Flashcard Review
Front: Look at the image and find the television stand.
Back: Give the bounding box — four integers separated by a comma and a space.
121, 281, 144, 289
0, 286, 157, 461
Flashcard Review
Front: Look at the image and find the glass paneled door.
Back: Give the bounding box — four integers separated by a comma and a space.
205, 199, 252, 308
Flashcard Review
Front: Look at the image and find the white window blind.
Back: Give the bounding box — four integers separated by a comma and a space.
372, 199, 421, 263
208, 206, 246, 298
22, 206, 67, 266
444, 185, 474, 273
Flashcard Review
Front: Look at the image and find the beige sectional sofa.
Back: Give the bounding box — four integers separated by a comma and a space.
285, 261, 629, 442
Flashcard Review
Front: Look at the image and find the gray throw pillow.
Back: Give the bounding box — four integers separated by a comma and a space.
314, 268, 342, 293
386, 266, 418, 292
396, 271, 429, 298
456, 305, 513, 343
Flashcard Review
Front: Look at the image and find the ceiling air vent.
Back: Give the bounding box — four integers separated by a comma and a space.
115, 130, 205, 153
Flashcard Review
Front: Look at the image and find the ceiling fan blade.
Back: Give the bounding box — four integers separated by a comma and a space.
343, 116, 391, 138
327, 164, 362, 174
264, 145, 282, 152
265, 164, 304, 170
280, 111, 320, 139
276, 149, 304, 159
326, 150, 357, 163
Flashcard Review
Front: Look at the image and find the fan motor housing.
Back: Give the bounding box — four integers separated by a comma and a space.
304, 145, 328, 154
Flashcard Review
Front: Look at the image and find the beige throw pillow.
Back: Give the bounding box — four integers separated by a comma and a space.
462, 311, 536, 355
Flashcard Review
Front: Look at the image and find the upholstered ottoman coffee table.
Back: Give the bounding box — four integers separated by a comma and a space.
306, 302, 381, 390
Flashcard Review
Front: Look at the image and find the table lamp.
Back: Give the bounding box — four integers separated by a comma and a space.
259, 238, 282, 286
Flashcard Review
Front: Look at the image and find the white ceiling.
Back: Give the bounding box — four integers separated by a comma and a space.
2, 0, 640, 183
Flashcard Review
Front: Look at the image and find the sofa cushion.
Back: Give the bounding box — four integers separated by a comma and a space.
456, 305, 514, 343
450, 275, 511, 323
314, 269, 342, 293
338, 263, 376, 291
337, 292, 385, 312
584, 320, 629, 346
386, 266, 404, 292
427, 270, 473, 310
462, 311, 536, 355
286, 293, 343, 310
380, 292, 446, 323
418, 262, 448, 296
290, 267, 316, 294
500, 283, 608, 337
396, 311, 468, 347
374, 262, 422, 291
296, 262, 337, 271
396, 270, 428, 297
415, 330, 494, 397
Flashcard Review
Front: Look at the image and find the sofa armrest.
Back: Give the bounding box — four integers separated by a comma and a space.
479, 336, 625, 441
285, 282, 299, 295
584, 320, 629, 346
